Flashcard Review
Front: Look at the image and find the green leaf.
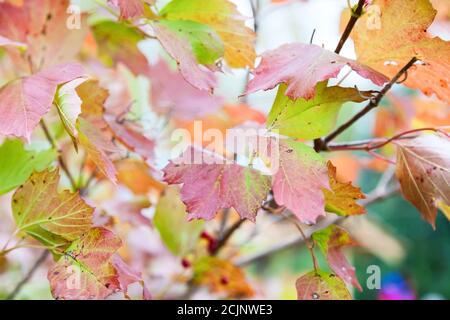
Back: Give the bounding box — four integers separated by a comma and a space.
12, 169, 94, 249
267, 82, 371, 139
0, 139, 56, 195
92, 20, 148, 75
296, 270, 352, 300
158, 19, 224, 65
154, 186, 204, 255
160, 0, 256, 68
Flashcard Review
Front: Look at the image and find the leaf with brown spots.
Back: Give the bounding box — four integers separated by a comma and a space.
296, 270, 352, 300
396, 134, 450, 228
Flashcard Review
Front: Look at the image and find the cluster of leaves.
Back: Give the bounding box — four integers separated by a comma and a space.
0, 0, 448, 300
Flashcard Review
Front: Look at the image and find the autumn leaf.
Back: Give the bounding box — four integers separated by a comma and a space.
193, 256, 254, 298
395, 134, 450, 228
268, 82, 373, 139
350, 0, 450, 103
323, 161, 366, 216
0, 63, 84, 141
154, 186, 204, 256
296, 270, 351, 300
76, 80, 120, 183
163, 146, 271, 221
54, 78, 87, 150
312, 225, 362, 291
272, 139, 329, 224
157, 20, 224, 66
245, 43, 388, 100
160, 0, 256, 68
152, 21, 217, 92
12, 169, 94, 248
116, 159, 165, 196
92, 21, 150, 75
0, 139, 56, 195
112, 255, 151, 300
0, 0, 88, 71
48, 227, 122, 300
149, 60, 222, 121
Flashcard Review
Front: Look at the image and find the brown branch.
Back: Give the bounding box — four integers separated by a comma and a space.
6, 250, 50, 300
40, 120, 77, 190
314, 0, 366, 152
212, 219, 246, 256
319, 57, 418, 149
335, 0, 366, 54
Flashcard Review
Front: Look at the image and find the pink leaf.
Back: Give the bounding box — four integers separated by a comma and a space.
48, 228, 122, 300
245, 43, 389, 100
112, 255, 151, 300
152, 22, 217, 93
272, 139, 329, 224
148, 60, 223, 120
108, 0, 145, 20
163, 146, 271, 221
0, 63, 84, 141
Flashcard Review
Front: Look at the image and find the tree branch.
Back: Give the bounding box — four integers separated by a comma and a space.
335, 0, 366, 54
6, 250, 50, 300
319, 57, 418, 149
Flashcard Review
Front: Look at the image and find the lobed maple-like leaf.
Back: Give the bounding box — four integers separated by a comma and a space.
0, 63, 84, 141
154, 186, 204, 256
163, 146, 271, 221
148, 60, 223, 121
323, 161, 366, 216
395, 134, 450, 228
0, 139, 56, 195
48, 227, 122, 300
152, 21, 217, 92
0, 0, 88, 71
160, 0, 256, 68
12, 169, 94, 247
350, 0, 450, 103
312, 225, 362, 291
267, 82, 373, 139
245, 43, 388, 100
296, 270, 352, 300
272, 139, 330, 224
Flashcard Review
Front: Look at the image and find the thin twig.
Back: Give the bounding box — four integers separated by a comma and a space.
40, 120, 77, 190
212, 219, 246, 256
236, 186, 399, 267
6, 250, 50, 300
321, 57, 418, 149
335, 0, 366, 54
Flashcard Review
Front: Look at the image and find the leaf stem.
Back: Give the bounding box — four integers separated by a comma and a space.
6, 250, 50, 300
212, 219, 246, 256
